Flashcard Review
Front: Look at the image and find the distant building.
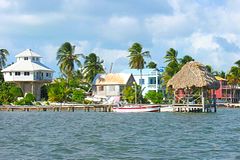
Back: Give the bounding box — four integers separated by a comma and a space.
2, 49, 54, 100
213, 76, 240, 103
121, 68, 164, 95
92, 73, 135, 97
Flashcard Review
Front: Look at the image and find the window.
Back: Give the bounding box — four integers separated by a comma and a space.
15, 72, 21, 76
139, 79, 145, 85
148, 77, 156, 84
36, 58, 39, 61
109, 86, 115, 91
46, 73, 49, 77
9, 72, 12, 76
24, 57, 28, 60
98, 86, 104, 91
24, 72, 30, 76
32, 57, 35, 61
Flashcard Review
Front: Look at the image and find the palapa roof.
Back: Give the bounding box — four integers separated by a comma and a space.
167, 61, 220, 90
93, 73, 134, 85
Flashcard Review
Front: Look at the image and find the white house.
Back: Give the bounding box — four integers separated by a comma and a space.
2, 49, 54, 100
121, 68, 164, 95
92, 73, 135, 97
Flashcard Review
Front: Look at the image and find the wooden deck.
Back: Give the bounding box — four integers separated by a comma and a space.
0, 104, 117, 112
172, 104, 216, 112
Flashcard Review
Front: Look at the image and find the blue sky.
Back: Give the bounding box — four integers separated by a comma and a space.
1, 0, 240, 76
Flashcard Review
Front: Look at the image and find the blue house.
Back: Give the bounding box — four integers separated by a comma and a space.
121, 68, 164, 95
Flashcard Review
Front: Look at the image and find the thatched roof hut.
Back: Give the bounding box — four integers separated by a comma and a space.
167, 61, 220, 90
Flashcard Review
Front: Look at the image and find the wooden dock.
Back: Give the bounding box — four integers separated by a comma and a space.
0, 104, 117, 112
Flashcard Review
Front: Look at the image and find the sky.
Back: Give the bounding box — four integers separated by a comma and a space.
1, 0, 240, 77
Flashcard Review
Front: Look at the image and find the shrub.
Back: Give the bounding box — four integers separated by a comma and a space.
24, 93, 36, 105
72, 89, 85, 103
144, 91, 163, 104
0, 82, 23, 104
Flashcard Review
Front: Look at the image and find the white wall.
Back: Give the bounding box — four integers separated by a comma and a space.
4, 71, 52, 82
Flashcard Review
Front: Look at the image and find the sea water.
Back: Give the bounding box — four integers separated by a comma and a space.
0, 108, 239, 159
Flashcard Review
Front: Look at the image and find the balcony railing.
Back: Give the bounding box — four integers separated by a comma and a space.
222, 85, 240, 89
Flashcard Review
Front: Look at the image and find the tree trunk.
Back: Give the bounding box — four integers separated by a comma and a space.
140, 69, 142, 104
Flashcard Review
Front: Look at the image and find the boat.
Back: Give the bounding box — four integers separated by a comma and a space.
160, 106, 174, 112
112, 104, 160, 112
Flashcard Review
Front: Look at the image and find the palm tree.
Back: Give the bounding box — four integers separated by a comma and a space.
235, 60, 240, 67
205, 65, 214, 74
82, 53, 105, 83
163, 48, 179, 85
226, 66, 240, 102
128, 42, 150, 86
226, 60, 240, 102
179, 55, 194, 68
56, 42, 83, 79
215, 71, 226, 78
146, 61, 157, 69
0, 49, 9, 82
0, 49, 9, 70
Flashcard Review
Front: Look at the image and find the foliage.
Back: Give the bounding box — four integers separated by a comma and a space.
146, 61, 157, 69
83, 53, 105, 83
179, 55, 194, 68
35, 102, 42, 105
144, 91, 164, 104
0, 49, 9, 82
205, 65, 214, 74
0, 49, 9, 70
163, 48, 196, 87
72, 89, 85, 103
128, 42, 150, 70
122, 84, 144, 103
14, 93, 36, 105
0, 82, 23, 104
215, 71, 226, 78
83, 99, 93, 104
163, 48, 180, 86
56, 42, 83, 79
122, 86, 135, 103
48, 78, 71, 102
24, 93, 36, 104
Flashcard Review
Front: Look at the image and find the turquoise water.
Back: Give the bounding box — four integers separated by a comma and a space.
0, 108, 240, 160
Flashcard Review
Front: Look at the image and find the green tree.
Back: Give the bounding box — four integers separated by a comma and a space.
56, 42, 83, 79
48, 78, 71, 102
83, 53, 105, 83
226, 64, 240, 102
163, 48, 180, 85
205, 65, 214, 74
0, 49, 9, 82
0, 82, 23, 104
146, 61, 157, 69
72, 89, 85, 103
144, 91, 163, 104
128, 42, 150, 86
0, 49, 9, 70
215, 71, 226, 78
122, 84, 145, 104
122, 86, 135, 103
179, 55, 194, 68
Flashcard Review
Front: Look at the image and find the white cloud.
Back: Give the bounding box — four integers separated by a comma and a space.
92, 47, 128, 64
189, 33, 220, 53
100, 16, 140, 41
0, 0, 11, 9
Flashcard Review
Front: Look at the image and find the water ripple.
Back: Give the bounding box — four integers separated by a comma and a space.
0, 109, 239, 159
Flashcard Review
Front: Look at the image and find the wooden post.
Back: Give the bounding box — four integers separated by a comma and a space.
202, 88, 205, 112
213, 90, 217, 112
